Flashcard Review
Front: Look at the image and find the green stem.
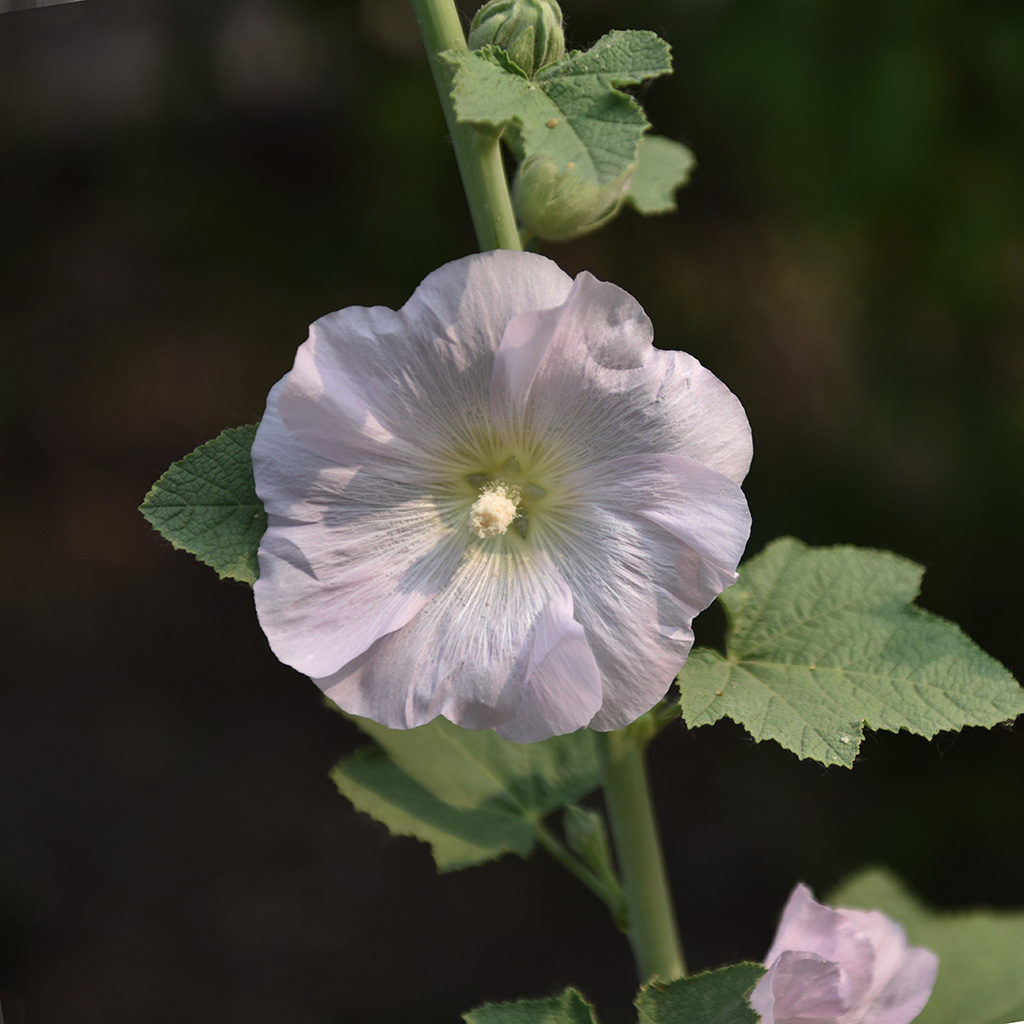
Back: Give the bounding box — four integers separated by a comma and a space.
412, 0, 679, 984
597, 727, 687, 983
534, 822, 626, 925
410, 0, 522, 251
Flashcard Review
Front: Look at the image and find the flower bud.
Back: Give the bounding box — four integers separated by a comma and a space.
513, 153, 634, 242
564, 805, 615, 878
468, 0, 565, 78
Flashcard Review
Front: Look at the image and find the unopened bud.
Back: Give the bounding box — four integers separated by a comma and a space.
514, 153, 635, 242
564, 805, 611, 868
468, 0, 565, 78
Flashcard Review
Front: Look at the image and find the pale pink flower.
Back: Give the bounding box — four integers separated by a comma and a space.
751, 884, 939, 1024
252, 251, 751, 742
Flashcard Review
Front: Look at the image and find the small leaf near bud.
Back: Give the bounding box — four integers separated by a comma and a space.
468, 0, 565, 78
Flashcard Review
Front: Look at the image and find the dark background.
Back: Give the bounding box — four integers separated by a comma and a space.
1, 0, 1022, 1021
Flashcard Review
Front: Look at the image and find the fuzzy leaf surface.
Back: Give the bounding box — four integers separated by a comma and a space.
464, 988, 599, 1024
140, 424, 265, 584
626, 135, 696, 214
635, 965, 764, 1024
331, 715, 600, 871
446, 31, 673, 187
677, 537, 1024, 767
832, 869, 1024, 1024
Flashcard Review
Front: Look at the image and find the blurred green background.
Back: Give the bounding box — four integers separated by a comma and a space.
1, 0, 1021, 1021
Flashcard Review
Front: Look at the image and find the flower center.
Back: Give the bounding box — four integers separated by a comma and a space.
459, 454, 554, 544
468, 483, 520, 539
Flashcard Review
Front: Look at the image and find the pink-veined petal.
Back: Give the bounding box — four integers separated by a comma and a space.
543, 453, 750, 731
491, 271, 752, 484
318, 547, 603, 742
253, 384, 467, 678
495, 578, 601, 743
277, 251, 573, 481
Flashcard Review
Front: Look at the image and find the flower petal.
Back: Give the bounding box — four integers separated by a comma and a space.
277, 251, 573, 480
835, 908, 938, 1024
766, 884, 841, 965
544, 453, 750, 730
318, 547, 603, 742
253, 383, 467, 677
496, 578, 602, 742
491, 271, 752, 484
855, 946, 938, 1024
751, 951, 850, 1024
764, 885, 877, 1009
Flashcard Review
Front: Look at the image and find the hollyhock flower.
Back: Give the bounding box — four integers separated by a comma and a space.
750, 883, 939, 1024
251, 250, 751, 742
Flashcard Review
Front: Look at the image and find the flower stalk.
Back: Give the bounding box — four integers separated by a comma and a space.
597, 725, 687, 983
534, 822, 626, 925
409, 0, 522, 251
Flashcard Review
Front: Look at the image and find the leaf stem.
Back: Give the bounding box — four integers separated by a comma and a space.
596, 725, 687, 983
534, 822, 626, 926
409, 0, 522, 251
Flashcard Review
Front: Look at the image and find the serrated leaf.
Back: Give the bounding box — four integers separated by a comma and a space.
446, 30, 672, 187
635, 964, 764, 1024
464, 988, 599, 1024
831, 869, 1024, 1024
677, 537, 1024, 767
626, 135, 696, 214
331, 715, 600, 871
140, 425, 266, 584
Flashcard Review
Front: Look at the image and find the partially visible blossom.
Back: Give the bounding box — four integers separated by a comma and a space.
750, 883, 939, 1024
252, 250, 751, 742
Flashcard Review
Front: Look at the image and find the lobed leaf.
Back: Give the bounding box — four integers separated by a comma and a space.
446, 31, 673, 188
140, 424, 265, 584
831, 869, 1024, 1024
677, 537, 1024, 767
331, 715, 600, 871
626, 136, 696, 215
635, 965, 764, 1024
464, 988, 599, 1024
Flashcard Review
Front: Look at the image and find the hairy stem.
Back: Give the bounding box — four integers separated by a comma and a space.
535, 822, 626, 926
597, 727, 687, 982
409, 0, 521, 251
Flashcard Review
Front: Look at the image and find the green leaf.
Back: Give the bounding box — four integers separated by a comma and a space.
140, 425, 266, 584
677, 537, 1024, 767
464, 988, 599, 1024
831, 869, 1024, 1024
635, 965, 764, 1024
626, 135, 696, 214
446, 30, 673, 187
330, 715, 601, 871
